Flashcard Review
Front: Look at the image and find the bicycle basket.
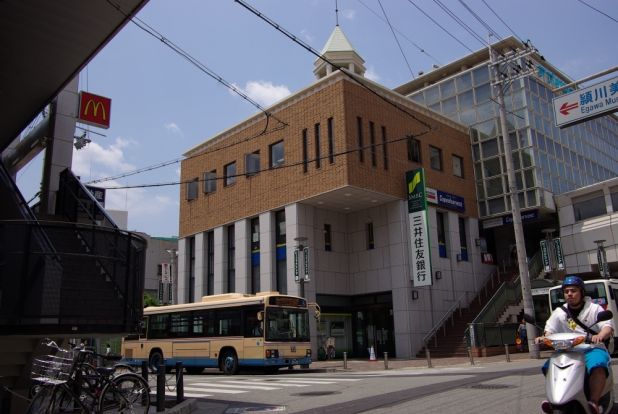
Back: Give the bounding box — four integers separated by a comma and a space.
31, 348, 75, 385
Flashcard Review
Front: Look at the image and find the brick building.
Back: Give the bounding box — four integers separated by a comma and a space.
177, 26, 494, 358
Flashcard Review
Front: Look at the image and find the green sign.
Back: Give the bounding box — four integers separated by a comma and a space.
294, 249, 300, 282
553, 238, 564, 270
540, 240, 550, 272
303, 247, 310, 281
406, 168, 427, 213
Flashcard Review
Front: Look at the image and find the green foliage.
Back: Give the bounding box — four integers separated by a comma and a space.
144, 293, 158, 308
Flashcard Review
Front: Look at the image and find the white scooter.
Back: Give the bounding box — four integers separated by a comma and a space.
524, 311, 615, 414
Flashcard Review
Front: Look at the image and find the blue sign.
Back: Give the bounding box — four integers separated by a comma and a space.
436, 190, 465, 212
503, 209, 538, 225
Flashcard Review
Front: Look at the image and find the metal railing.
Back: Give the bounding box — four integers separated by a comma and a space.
467, 322, 519, 348
423, 292, 469, 348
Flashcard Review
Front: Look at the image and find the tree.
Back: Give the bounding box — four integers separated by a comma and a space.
144, 293, 158, 307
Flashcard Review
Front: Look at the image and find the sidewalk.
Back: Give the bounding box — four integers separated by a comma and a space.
306, 351, 545, 372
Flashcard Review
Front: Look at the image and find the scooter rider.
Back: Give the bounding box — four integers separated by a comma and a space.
535, 275, 614, 414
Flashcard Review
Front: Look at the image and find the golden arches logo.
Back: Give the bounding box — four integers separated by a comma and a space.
408, 171, 421, 194
83, 100, 107, 120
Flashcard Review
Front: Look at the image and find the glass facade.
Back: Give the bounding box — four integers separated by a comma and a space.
406, 61, 618, 219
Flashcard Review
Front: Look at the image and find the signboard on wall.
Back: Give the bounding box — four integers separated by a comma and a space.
78, 91, 111, 129
552, 75, 618, 128
406, 168, 432, 287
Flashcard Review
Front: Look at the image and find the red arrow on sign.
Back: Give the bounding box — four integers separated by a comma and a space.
559, 101, 578, 115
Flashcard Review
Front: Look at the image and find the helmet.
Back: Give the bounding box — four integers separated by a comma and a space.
562, 275, 585, 291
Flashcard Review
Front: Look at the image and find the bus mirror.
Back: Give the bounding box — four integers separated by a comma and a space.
257, 311, 264, 321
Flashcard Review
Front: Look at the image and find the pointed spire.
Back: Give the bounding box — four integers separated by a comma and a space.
313, 26, 366, 80
335, 0, 339, 26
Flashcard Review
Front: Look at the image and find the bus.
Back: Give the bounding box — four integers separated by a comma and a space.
121, 292, 312, 374
548, 278, 618, 353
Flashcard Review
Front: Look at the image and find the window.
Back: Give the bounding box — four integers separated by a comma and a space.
436, 211, 447, 258
357, 117, 364, 162
314, 123, 321, 169
327, 117, 335, 164
429, 146, 443, 171
366, 222, 374, 250
203, 170, 216, 193
458, 217, 468, 262
270, 140, 284, 168
250, 217, 260, 294
407, 135, 421, 163
324, 224, 332, 252
186, 178, 198, 201
227, 225, 235, 293
369, 121, 376, 167
245, 151, 260, 176
302, 129, 308, 173
382, 126, 388, 170
572, 191, 606, 221
188, 236, 195, 302
452, 154, 464, 178
275, 210, 287, 294
224, 162, 236, 187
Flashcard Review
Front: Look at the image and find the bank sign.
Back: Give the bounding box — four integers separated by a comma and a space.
406, 169, 432, 287
552, 76, 618, 128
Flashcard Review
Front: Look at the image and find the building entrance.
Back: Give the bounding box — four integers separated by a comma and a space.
353, 306, 395, 358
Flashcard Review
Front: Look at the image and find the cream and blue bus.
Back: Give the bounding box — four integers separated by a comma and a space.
121, 292, 311, 374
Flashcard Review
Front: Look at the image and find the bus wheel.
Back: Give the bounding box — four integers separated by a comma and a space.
149, 350, 164, 372
221, 350, 238, 375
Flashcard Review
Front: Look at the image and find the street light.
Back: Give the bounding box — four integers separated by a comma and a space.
294, 237, 308, 298
166, 248, 178, 304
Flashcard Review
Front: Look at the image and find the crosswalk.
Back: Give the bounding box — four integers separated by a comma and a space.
154, 376, 362, 399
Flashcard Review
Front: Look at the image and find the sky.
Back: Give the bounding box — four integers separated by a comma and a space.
16, 0, 618, 238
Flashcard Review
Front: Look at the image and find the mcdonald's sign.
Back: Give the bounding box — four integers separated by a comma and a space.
78, 91, 111, 129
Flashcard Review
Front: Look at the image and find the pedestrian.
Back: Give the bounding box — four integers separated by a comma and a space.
106, 343, 111, 355
517, 319, 527, 352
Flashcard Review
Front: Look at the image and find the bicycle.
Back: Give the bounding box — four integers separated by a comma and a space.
27, 339, 150, 413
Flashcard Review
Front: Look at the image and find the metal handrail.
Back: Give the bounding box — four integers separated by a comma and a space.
423, 291, 468, 344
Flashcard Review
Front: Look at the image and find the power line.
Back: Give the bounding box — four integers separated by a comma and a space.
457, 0, 502, 40
432, 0, 487, 46
355, 0, 442, 65
575, 0, 618, 24
481, 0, 524, 41
405, 0, 474, 54
377, 0, 415, 79
234, 0, 432, 133
104, 0, 288, 128
96, 129, 431, 190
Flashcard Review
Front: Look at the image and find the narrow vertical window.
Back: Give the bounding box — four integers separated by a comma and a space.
224, 162, 236, 186
437, 212, 447, 258
250, 217, 260, 294
357, 116, 364, 162
366, 222, 374, 250
453, 154, 464, 178
429, 146, 443, 171
269, 140, 284, 168
314, 123, 321, 169
275, 210, 287, 294
382, 126, 388, 170
324, 224, 332, 252
207, 231, 214, 295
302, 129, 308, 173
369, 121, 376, 167
245, 151, 260, 176
327, 117, 335, 164
458, 217, 468, 261
187, 178, 198, 201
407, 136, 421, 163
203, 170, 216, 193
227, 225, 235, 293
188, 236, 195, 302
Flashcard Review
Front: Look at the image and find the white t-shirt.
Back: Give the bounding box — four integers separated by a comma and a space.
544, 297, 614, 347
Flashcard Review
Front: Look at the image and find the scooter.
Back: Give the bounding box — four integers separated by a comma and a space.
524, 311, 615, 414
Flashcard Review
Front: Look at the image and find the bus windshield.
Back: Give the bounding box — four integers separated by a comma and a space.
266, 307, 309, 342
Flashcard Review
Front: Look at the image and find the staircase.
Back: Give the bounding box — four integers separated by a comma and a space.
417, 269, 514, 358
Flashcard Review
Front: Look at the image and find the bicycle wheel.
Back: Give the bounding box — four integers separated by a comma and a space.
26, 384, 54, 414
53, 385, 89, 414
98, 373, 150, 413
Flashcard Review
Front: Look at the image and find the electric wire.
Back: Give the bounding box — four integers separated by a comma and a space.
355, 0, 442, 65
377, 0, 415, 79
575, 0, 618, 24
432, 0, 487, 46
405, 0, 474, 54
96, 129, 431, 190
457, 0, 502, 41
104, 0, 288, 129
234, 0, 432, 133
481, 0, 524, 41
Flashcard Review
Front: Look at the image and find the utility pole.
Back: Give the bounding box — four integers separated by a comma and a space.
488, 38, 539, 358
